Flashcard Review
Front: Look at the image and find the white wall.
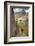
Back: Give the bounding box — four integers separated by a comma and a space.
34, 2, 35, 42
0, 0, 35, 46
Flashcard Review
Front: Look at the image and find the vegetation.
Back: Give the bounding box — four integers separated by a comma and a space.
15, 15, 28, 36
